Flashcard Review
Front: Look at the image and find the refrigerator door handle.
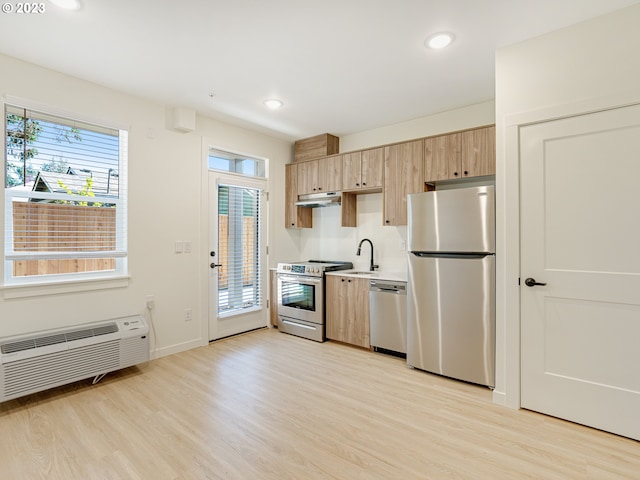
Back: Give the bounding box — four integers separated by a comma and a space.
411, 252, 494, 259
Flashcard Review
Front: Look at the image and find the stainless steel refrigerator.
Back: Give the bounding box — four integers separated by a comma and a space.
407, 185, 495, 388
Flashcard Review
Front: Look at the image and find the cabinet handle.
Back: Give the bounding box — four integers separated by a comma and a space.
362, 182, 366, 186
348, 279, 351, 283
463, 170, 468, 176
356, 183, 360, 187
385, 220, 390, 224
453, 172, 458, 176
341, 278, 345, 282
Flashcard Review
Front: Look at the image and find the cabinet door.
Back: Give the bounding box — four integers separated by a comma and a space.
462, 125, 495, 177
342, 152, 363, 191
297, 160, 318, 195
349, 277, 371, 348
326, 276, 370, 348
361, 147, 384, 189
384, 139, 424, 226
424, 133, 461, 182
285, 164, 312, 228
269, 269, 278, 326
318, 155, 342, 192
326, 276, 348, 341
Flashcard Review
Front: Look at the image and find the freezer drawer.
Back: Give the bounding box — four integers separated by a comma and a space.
407, 253, 495, 387
278, 315, 324, 343
407, 186, 495, 254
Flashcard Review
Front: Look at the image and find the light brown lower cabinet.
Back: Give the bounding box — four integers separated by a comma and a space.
269, 269, 278, 327
325, 275, 370, 348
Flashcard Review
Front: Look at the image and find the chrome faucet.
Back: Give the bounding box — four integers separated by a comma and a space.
356, 238, 379, 271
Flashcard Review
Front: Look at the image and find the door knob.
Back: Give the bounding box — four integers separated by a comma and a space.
210, 263, 223, 269
524, 277, 547, 287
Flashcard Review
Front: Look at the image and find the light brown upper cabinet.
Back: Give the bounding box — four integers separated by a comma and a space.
342, 148, 383, 192
424, 132, 462, 182
285, 163, 312, 228
424, 126, 496, 183
461, 125, 496, 177
294, 133, 339, 163
297, 156, 342, 195
383, 139, 424, 226
296, 159, 318, 195
320, 155, 343, 192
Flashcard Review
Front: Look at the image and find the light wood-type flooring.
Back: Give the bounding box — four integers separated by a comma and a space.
1, 327, 638, 479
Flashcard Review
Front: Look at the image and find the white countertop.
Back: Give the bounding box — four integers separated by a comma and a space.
326, 270, 407, 282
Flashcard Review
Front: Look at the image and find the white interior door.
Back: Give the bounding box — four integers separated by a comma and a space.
208, 172, 267, 341
520, 104, 640, 441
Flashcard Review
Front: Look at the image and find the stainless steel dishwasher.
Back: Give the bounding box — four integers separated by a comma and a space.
369, 279, 407, 356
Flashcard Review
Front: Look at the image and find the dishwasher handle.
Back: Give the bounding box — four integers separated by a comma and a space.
370, 280, 407, 294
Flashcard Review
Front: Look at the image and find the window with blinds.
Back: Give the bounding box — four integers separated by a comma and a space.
4, 104, 128, 285
217, 183, 263, 314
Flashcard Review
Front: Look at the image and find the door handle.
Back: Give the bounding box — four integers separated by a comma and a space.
524, 277, 547, 287
210, 263, 223, 269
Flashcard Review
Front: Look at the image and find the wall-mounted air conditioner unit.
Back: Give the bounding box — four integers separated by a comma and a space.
0, 315, 149, 402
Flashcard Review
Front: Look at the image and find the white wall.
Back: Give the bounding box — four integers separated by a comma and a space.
340, 100, 495, 152
495, 3, 640, 407
0, 54, 296, 357
298, 101, 496, 278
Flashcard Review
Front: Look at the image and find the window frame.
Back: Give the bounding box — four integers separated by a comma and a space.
208, 147, 266, 178
2, 95, 129, 293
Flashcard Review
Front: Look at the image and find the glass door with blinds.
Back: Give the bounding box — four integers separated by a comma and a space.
207, 165, 267, 341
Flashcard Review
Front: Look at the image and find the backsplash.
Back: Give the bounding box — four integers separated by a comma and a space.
299, 193, 409, 277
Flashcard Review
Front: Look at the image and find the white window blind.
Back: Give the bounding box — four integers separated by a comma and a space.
4, 104, 128, 284
217, 183, 263, 314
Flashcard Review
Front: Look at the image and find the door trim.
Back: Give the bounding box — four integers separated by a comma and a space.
200, 138, 270, 343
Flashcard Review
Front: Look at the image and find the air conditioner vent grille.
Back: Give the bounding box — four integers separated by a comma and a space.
1, 340, 36, 355
35, 334, 67, 348
2, 341, 121, 398
0, 322, 119, 354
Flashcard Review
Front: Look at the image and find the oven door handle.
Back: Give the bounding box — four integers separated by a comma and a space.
277, 274, 322, 285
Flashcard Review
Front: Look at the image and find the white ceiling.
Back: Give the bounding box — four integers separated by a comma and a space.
1, 0, 639, 140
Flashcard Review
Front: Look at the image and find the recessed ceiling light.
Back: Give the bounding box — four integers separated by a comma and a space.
49, 0, 82, 10
425, 32, 455, 50
264, 99, 283, 110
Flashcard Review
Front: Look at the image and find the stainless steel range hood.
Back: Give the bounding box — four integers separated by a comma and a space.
295, 191, 341, 207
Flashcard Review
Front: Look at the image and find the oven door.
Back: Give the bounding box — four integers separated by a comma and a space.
277, 274, 323, 324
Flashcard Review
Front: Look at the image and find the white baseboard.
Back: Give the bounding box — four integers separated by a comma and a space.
150, 338, 206, 360
492, 389, 508, 407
